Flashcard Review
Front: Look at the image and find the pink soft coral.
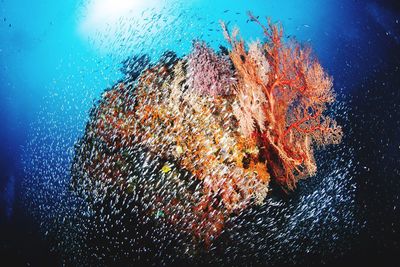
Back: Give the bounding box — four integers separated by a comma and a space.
187, 41, 234, 96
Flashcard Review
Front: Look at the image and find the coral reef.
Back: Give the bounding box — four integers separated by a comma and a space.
71, 14, 342, 247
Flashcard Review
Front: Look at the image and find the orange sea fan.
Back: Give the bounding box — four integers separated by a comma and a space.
221, 12, 343, 189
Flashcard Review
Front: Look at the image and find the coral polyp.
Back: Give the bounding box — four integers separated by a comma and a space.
71, 14, 342, 246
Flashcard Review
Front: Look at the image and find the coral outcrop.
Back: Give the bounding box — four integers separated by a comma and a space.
71, 14, 342, 246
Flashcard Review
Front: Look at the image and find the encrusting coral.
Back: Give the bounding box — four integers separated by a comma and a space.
71, 13, 342, 247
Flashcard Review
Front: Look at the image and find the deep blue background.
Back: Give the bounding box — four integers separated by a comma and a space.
1, 0, 399, 265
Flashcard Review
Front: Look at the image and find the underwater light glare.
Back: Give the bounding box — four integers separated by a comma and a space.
79, 0, 165, 51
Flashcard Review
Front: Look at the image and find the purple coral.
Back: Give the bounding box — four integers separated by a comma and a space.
187, 41, 235, 96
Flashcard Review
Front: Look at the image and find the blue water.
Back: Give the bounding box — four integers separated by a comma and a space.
1, 0, 399, 266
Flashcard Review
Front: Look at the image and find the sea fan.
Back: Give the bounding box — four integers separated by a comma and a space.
221, 12, 343, 189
